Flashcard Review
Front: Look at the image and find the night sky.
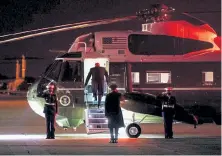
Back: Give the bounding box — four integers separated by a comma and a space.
0, 0, 221, 77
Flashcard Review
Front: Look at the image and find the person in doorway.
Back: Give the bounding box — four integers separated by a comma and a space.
161, 87, 176, 139
105, 84, 125, 143
42, 82, 58, 139
84, 62, 109, 108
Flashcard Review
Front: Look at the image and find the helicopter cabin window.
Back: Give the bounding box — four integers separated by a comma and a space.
45, 60, 63, 81
202, 71, 214, 86
131, 72, 140, 84
146, 71, 171, 84
61, 61, 82, 82
128, 34, 213, 55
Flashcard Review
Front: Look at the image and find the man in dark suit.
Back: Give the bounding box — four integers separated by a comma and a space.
105, 84, 125, 143
84, 62, 109, 108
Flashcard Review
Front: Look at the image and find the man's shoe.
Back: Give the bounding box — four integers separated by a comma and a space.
168, 136, 173, 139
50, 136, 55, 139
109, 139, 114, 143
165, 136, 169, 139
46, 135, 51, 139
113, 139, 118, 143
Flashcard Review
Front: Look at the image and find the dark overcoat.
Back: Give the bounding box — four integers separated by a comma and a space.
105, 91, 125, 128
85, 66, 109, 85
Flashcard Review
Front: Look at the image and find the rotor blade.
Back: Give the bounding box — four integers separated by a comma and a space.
0, 19, 107, 39
182, 13, 207, 24
49, 49, 67, 53
26, 57, 44, 60
2, 57, 17, 60
0, 16, 136, 44
0, 62, 14, 64
3, 56, 43, 60
184, 10, 221, 14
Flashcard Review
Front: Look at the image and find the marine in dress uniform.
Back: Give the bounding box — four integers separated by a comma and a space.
161, 87, 176, 139
42, 82, 58, 139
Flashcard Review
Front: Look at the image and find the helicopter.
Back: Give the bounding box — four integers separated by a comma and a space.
1, 4, 221, 138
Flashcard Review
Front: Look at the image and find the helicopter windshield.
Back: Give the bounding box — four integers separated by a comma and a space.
37, 59, 82, 95
60, 60, 82, 82
43, 60, 63, 82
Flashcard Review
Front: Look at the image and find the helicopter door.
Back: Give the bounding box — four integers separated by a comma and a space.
109, 63, 126, 94
56, 60, 85, 128
57, 60, 84, 106
84, 58, 109, 105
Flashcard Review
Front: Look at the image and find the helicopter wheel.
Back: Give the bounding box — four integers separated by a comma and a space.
125, 123, 141, 138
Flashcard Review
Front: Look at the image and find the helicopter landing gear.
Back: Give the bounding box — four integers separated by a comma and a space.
124, 112, 149, 138
125, 123, 141, 138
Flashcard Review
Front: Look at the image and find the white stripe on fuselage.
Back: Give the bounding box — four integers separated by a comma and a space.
57, 88, 84, 91
133, 87, 221, 91
57, 87, 221, 91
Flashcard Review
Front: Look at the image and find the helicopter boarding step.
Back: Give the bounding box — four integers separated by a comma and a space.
85, 107, 109, 134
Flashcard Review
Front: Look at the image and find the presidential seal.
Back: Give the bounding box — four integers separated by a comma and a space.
59, 95, 71, 106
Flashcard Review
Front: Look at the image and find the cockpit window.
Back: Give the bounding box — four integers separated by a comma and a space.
44, 60, 63, 81
61, 60, 82, 82
43, 63, 52, 74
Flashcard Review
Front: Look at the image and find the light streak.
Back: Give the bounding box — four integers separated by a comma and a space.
0, 16, 136, 44
0, 133, 164, 140
0, 20, 103, 38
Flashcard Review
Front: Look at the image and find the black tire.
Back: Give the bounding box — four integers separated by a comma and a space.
212, 113, 221, 125
125, 123, 141, 138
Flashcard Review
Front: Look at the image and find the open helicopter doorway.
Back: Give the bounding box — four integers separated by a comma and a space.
83, 58, 110, 134
84, 58, 109, 105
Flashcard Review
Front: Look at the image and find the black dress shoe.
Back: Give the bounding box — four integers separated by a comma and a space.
165, 136, 169, 139
109, 139, 114, 143
113, 139, 118, 143
168, 136, 173, 139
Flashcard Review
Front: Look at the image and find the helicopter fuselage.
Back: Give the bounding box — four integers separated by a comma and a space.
27, 19, 221, 130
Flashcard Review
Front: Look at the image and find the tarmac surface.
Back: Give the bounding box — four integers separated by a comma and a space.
0, 94, 221, 155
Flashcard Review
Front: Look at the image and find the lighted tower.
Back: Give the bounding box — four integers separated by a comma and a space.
21, 55, 26, 79
15, 60, 20, 79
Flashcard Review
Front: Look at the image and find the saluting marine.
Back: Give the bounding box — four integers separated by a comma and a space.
42, 82, 58, 139
161, 87, 176, 139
